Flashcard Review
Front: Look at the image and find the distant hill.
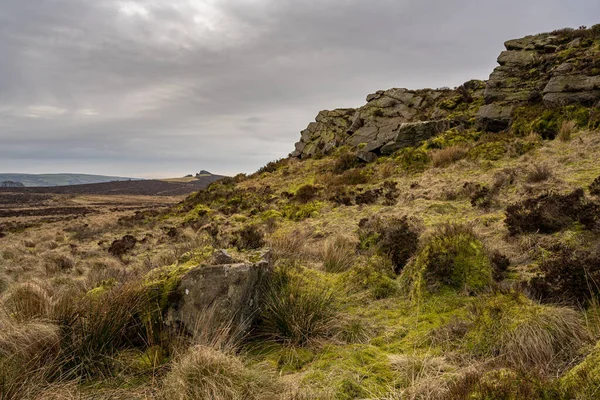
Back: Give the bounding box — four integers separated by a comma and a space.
0, 173, 141, 187
0, 173, 227, 196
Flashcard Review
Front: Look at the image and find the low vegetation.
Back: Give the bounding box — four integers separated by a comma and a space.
3, 26, 600, 398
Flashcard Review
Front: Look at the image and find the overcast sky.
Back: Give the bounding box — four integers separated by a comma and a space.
0, 0, 598, 177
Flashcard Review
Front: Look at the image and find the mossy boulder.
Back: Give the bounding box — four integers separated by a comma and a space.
400, 225, 493, 297
165, 251, 272, 340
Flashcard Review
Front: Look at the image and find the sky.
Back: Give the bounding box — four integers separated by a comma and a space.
0, 0, 598, 178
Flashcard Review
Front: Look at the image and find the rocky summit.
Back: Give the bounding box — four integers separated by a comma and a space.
292, 28, 600, 160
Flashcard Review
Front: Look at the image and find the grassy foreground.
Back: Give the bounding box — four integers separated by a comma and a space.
2, 118, 600, 399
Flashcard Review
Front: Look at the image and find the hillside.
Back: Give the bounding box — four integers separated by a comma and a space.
0, 174, 226, 196
0, 173, 142, 187
1, 25, 600, 400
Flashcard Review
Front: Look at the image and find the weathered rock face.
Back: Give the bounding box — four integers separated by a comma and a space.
292, 83, 485, 159
291, 27, 600, 158
0, 181, 24, 188
166, 251, 272, 339
477, 31, 600, 131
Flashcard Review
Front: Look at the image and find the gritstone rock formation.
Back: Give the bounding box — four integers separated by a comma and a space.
292, 27, 600, 160
166, 250, 272, 339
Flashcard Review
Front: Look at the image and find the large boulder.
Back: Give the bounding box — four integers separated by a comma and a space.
166, 250, 272, 338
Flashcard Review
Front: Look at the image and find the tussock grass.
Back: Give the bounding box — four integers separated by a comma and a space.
558, 120, 578, 142
430, 145, 469, 168
0, 319, 61, 400
526, 163, 553, 183
2, 281, 52, 321
160, 345, 280, 400
268, 228, 311, 261
465, 293, 589, 371
322, 236, 356, 273
257, 266, 340, 346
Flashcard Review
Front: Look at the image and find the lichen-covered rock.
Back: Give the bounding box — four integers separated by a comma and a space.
166, 250, 272, 339
292, 26, 600, 156
292, 84, 483, 159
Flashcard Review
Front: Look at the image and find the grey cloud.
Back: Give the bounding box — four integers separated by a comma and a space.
0, 0, 598, 177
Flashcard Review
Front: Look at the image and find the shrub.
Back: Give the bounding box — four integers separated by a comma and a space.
255, 158, 287, 175
464, 293, 588, 371
381, 180, 400, 206
232, 225, 264, 250
590, 175, 600, 196
528, 246, 600, 305
526, 164, 553, 183
558, 120, 577, 142
400, 224, 493, 296
294, 184, 320, 203
337, 168, 369, 185
470, 185, 496, 209
257, 266, 339, 346
355, 189, 381, 205
357, 216, 420, 273
322, 236, 356, 273
505, 189, 599, 235
333, 149, 361, 173
108, 235, 137, 258
430, 144, 469, 168
160, 345, 279, 400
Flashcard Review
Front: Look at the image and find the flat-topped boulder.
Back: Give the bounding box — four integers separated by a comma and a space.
165, 250, 272, 339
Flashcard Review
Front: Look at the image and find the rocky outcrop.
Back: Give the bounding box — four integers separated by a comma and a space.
291, 27, 600, 158
1, 181, 24, 188
477, 30, 600, 131
166, 250, 272, 339
292, 83, 485, 159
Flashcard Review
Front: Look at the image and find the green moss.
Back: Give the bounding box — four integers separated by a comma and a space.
426, 128, 482, 150
394, 147, 431, 172
260, 210, 282, 221
400, 225, 493, 298
512, 105, 592, 136
86, 279, 118, 300
281, 201, 324, 221
302, 345, 396, 400
342, 256, 398, 299
468, 140, 507, 161
183, 204, 212, 223
561, 342, 600, 399
439, 96, 462, 110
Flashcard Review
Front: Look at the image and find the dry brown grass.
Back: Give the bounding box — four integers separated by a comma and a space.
1, 282, 52, 321
321, 235, 356, 273
558, 120, 578, 142
160, 345, 280, 400
268, 228, 312, 261
430, 145, 469, 168
526, 163, 553, 183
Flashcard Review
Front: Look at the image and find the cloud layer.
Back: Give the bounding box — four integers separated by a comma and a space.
1, 0, 598, 177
